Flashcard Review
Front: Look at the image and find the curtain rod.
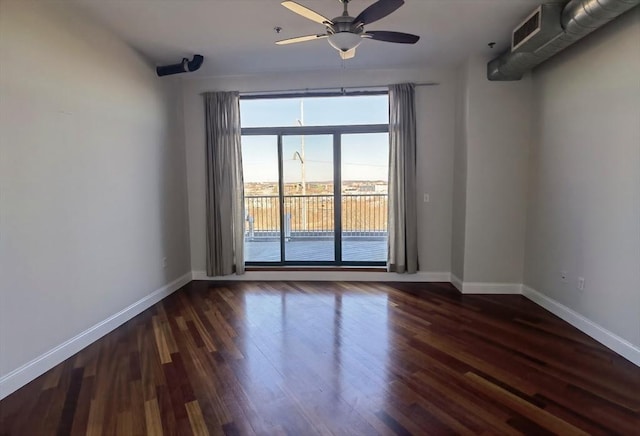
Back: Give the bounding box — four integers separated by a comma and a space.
240, 82, 438, 95
230, 82, 439, 100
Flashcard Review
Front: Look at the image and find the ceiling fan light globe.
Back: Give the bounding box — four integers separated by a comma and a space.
327, 32, 363, 52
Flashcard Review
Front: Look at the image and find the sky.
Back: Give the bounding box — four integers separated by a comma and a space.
240, 95, 389, 183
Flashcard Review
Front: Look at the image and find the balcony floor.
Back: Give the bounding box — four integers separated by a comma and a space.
245, 238, 387, 263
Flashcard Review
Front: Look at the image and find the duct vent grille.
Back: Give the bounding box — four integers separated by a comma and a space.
509, 4, 563, 53
512, 6, 542, 51
513, 8, 541, 50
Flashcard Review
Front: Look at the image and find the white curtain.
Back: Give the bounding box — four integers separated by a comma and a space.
204, 91, 245, 276
387, 83, 418, 273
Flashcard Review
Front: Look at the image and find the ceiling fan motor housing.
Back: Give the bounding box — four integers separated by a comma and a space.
327, 15, 364, 51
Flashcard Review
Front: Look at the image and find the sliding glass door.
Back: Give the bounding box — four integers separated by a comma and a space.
242, 136, 281, 263
242, 128, 388, 266
282, 135, 335, 262
341, 133, 389, 263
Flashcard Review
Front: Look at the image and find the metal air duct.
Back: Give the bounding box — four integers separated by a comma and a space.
488, 0, 640, 81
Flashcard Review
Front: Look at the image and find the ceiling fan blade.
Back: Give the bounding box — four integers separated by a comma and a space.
340, 48, 357, 60
353, 0, 404, 26
281, 1, 333, 25
364, 30, 419, 44
276, 34, 328, 45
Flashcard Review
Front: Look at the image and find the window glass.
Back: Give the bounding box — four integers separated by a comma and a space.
240, 95, 388, 127
341, 133, 389, 262
242, 136, 281, 262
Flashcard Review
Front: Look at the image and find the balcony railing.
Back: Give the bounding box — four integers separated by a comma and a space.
245, 194, 388, 240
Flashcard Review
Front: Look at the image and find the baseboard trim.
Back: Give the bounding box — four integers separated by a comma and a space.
449, 274, 521, 294
461, 282, 523, 294
522, 285, 640, 366
450, 274, 463, 292
192, 270, 451, 282
0, 272, 192, 400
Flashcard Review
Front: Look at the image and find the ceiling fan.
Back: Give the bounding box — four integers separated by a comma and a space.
276, 0, 420, 60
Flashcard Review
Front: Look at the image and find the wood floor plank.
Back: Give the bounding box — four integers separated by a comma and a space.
144, 398, 163, 436
464, 371, 589, 435
2, 281, 639, 435
152, 315, 173, 364
85, 399, 104, 436
185, 401, 210, 436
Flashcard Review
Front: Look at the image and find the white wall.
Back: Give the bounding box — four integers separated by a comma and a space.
463, 56, 531, 284
451, 65, 468, 280
183, 68, 457, 275
452, 55, 531, 286
0, 0, 191, 388
524, 8, 640, 347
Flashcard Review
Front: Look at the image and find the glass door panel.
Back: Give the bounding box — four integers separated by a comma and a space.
241, 135, 281, 262
341, 133, 389, 263
282, 135, 335, 262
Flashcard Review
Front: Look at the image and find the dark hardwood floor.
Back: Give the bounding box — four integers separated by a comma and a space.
1, 281, 639, 435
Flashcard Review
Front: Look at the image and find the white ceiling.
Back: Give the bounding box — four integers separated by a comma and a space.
63, 0, 560, 77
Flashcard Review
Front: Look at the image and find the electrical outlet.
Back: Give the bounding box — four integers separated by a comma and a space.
578, 277, 585, 291
163, 257, 167, 269
424, 193, 430, 203
560, 271, 568, 283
